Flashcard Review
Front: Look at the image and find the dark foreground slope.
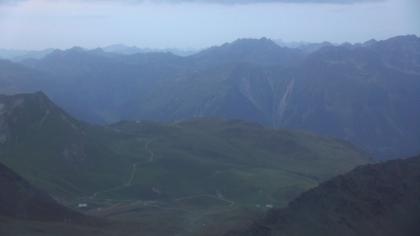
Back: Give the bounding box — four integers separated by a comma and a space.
0, 161, 155, 236
227, 155, 420, 236
0, 161, 96, 236
0, 162, 81, 221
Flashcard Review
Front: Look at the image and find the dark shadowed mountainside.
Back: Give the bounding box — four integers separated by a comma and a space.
0, 161, 81, 221
226, 155, 420, 236
0, 159, 165, 236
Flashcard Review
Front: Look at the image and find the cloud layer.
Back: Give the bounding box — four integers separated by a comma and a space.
0, 0, 416, 50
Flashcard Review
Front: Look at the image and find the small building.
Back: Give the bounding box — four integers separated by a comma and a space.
265, 204, 274, 209
77, 203, 88, 208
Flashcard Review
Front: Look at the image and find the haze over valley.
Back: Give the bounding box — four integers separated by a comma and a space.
0, 0, 419, 235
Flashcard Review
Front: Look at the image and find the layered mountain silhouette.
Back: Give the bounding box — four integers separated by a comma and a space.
1, 35, 419, 158
226, 155, 420, 236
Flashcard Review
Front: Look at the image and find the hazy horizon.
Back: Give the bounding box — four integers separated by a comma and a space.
1, 34, 419, 52
0, 0, 419, 50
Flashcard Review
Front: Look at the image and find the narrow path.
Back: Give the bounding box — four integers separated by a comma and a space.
126, 139, 155, 186
89, 185, 126, 199
175, 193, 235, 207
145, 139, 155, 162
89, 139, 156, 199
125, 163, 138, 186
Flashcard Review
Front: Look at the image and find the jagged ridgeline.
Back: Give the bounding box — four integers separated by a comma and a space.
1, 36, 419, 159
0, 92, 369, 207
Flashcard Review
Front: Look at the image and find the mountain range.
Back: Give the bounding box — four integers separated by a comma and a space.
0, 35, 419, 160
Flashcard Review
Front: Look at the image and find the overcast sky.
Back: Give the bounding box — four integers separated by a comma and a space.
0, 0, 419, 50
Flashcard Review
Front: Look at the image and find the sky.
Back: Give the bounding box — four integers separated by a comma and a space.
0, 0, 419, 50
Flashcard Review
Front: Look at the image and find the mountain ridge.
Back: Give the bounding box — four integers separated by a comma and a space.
1, 35, 419, 159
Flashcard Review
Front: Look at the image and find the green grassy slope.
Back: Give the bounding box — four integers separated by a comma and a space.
102, 119, 369, 207
0, 92, 371, 235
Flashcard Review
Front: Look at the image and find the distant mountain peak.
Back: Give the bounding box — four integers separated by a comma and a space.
193, 37, 302, 66
221, 37, 280, 50
0, 91, 83, 144
47, 47, 83, 58
68, 46, 85, 52
363, 39, 378, 46
361, 34, 420, 50
386, 34, 419, 41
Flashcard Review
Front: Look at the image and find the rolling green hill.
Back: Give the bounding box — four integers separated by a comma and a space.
0, 92, 370, 235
